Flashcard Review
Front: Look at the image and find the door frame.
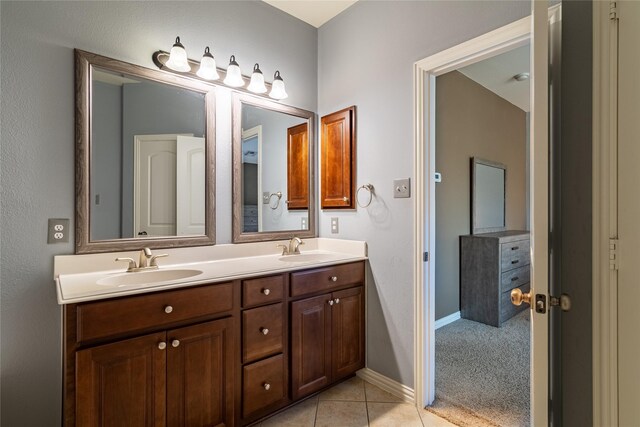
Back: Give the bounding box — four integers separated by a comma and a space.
413, 4, 558, 420
242, 125, 263, 230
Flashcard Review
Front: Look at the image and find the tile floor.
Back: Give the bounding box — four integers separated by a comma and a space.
259, 376, 458, 427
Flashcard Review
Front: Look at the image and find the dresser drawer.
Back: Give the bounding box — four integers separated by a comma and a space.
500, 246, 530, 272
242, 275, 284, 308
290, 261, 364, 298
76, 283, 233, 343
243, 354, 286, 418
243, 303, 284, 363
500, 265, 530, 293
500, 282, 530, 322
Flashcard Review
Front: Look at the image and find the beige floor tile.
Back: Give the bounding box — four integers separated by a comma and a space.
364, 381, 404, 403
261, 396, 318, 427
367, 402, 423, 427
418, 407, 460, 427
319, 376, 366, 401
315, 400, 368, 427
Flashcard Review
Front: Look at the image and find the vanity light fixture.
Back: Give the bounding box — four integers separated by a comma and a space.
224, 55, 245, 87
247, 63, 267, 94
269, 71, 288, 100
196, 47, 220, 80
165, 37, 191, 72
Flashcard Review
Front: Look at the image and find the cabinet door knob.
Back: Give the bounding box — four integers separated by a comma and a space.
158, 342, 167, 350
263, 382, 271, 391
329, 276, 338, 282
343, 196, 349, 202
328, 299, 334, 306
171, 339, 180, 348
334, 298, 340, 304
164, 305, 173, 314
262, 288, 271, 296
261, 327, 269, 335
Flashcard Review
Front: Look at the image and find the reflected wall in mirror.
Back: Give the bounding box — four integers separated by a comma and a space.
76, 50, 216, 253
471, 157, 506, 234
232, 93, 316, 243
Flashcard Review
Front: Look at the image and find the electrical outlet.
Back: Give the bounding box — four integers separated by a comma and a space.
301, 217, 308, 229
331, 217, 339, 234
48, 218, 70, 243
263, 192, 270, 204
393, 178, 411, 198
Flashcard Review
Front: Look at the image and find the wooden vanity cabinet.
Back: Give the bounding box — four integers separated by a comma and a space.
321, 106, 356, 209
290, 263, 365, 400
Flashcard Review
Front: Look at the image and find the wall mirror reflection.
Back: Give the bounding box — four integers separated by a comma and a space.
471, 157, 507, 234
76, 50, 216, 253
232, 93, 316, 243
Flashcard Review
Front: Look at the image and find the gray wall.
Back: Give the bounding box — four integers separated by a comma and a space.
318, 1, 530, 387
0, 2, 317, 425
435, 71, 527, 320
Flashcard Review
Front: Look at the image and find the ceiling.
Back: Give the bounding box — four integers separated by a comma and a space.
263, 0, 358, 28
458, 44, 531, 112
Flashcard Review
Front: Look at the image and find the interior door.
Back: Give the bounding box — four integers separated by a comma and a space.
176, 135, 206, 236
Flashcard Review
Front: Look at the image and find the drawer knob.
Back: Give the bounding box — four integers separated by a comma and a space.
158, 342, 167, 350
262, 288, 271, 296
164, 305, 173, 314
263, 382, 271, 391
171, 340, 180, 348
334, 298, 340, 304
329, 276, 338, 282
328, 299, 334, 306
260, 327, 269, 335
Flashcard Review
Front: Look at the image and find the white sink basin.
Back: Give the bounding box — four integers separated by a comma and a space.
97, 269, 203, 287
279, 253, 337, 263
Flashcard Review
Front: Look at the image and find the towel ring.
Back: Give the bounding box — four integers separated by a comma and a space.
268, 192, 283, 210
356, 184, 374, 208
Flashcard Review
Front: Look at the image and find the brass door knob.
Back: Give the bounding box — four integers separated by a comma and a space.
511, 288, 532, 306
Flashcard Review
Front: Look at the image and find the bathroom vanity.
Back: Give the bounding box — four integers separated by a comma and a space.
57, 240, 366, 426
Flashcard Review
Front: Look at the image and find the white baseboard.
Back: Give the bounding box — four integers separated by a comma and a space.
435, 311, 460, 330
356, 368, 415, 404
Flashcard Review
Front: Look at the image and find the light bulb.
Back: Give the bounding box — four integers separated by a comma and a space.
224, 55, 244, 88
165, 36, 191, 72
247, 63, 267, 94
196, 47, 220, 80
269, 71, 288, 100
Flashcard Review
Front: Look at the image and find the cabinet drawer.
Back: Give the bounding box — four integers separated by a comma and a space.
242, 354, 286, 418
243, 303, 284, 363
500, 240, 530, 272
242, 275, 284, 308
500, 282, 530, 322
500, 265, 530, 293
76, 283, 233, 343
290, 262, 364, 298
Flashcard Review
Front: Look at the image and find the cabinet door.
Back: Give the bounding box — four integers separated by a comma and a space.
291, 294, 332, 399
332, 287, 365, 380
76, 332, 166, 427
287, 123, 309, 209
321, 106, 356, 209
167, 318, 234, 427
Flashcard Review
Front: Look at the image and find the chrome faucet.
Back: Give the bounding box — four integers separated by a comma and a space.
116, 248, 169, 272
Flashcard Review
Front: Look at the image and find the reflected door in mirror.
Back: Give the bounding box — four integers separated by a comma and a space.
287, 123, 309, 210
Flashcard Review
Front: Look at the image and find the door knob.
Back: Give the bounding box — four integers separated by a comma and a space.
263, 382, 271, 391
158, 342, 167, 350
511, 288, 532, 306
260, 327, 269, 335
262, 288, 271, 296
328, 299, 334, 306
171, 339, 180, 348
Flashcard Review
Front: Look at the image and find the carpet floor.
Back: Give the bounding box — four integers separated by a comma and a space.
428, 310, 530, 427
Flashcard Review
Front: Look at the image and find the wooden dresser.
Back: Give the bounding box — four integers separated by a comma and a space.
460, 231, 530, 327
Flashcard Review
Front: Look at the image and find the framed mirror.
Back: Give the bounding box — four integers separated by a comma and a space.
471, 157, 506, 234
232, 93, 316, 243
75, 50, 216, 253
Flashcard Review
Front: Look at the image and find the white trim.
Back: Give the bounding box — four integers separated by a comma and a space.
592, 2, 619, 426
356, 368, 415, 404
413, 15, 532, 410
242, 125, 263, 230
434, 311, 461, 330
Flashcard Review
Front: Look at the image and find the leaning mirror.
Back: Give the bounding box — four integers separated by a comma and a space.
232, 93, 316, 242
75, 50, 216, 253
471, 157, 506, 234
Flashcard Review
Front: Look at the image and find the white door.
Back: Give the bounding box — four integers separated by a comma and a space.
176, 135, 206, 236
617, 1, 640, 424
134, 134, 178, 237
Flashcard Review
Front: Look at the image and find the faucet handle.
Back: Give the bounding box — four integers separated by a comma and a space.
150, 253, 169, 267
276, 244, 289, 256
115, 257, 137, 271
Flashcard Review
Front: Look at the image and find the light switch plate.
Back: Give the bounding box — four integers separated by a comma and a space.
393, 178, 411, 198
48, 218, 70, 243
331, 217, 339, 234
301, 217, 308, 229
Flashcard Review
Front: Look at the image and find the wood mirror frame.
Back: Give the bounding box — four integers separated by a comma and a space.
232, 92, 316, 243
75, 50, 216, 254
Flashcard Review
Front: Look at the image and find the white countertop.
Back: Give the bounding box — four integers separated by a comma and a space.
54, 238, 367, 304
